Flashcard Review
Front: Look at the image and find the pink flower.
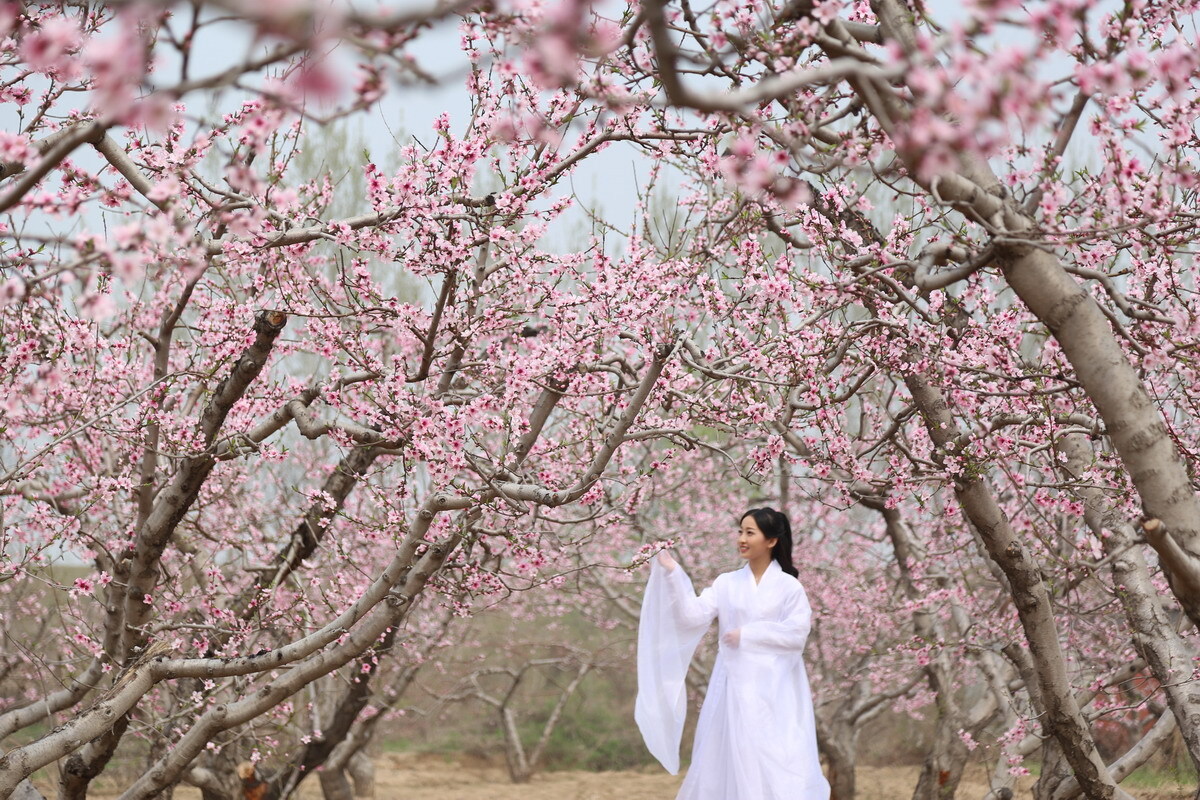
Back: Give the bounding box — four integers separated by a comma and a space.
148, 176, 181, 203
82, 19, 145, 117
20, 16, 82, 76
0, 277, 25, 307
0, 132, 34, 164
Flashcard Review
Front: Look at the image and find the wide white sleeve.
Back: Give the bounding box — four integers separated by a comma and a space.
634, 561, 718, 774
739, 579, 812, 653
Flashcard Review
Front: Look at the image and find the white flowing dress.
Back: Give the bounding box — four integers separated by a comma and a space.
636, 559, 830, 800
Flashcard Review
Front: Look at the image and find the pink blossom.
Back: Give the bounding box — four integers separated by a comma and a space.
19, 15, 81, 76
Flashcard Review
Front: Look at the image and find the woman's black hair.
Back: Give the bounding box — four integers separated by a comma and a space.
741, 507, 799, 578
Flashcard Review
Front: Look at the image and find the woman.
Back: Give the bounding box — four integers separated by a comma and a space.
636, 507, 830, 800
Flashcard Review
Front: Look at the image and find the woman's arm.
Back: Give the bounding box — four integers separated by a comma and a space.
635, 554, 718, 774
655, 554, 719, 628
737, 583, 813, 653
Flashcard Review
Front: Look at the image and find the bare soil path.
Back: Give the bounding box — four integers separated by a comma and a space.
292, 755, 1193, 800
61, 754, 1195, 799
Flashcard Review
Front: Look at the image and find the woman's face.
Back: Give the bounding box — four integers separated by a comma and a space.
738, 515, 776, 563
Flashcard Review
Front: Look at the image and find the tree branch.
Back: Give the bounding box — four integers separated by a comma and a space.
120, 311, 288, 657
0, 122, 107, 213
906, 367, 1132, 800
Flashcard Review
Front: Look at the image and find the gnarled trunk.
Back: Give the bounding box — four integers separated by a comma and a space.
913, 710, 970, 800
906, 369, 1131, 800
817, 716, 859, 800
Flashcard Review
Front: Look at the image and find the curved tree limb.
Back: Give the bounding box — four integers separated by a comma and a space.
906, 368, 1132, 800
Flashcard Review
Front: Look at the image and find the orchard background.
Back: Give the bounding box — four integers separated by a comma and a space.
1, 1, 1200, 799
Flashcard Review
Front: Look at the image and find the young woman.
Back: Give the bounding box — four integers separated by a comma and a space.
636, 507, 830, 800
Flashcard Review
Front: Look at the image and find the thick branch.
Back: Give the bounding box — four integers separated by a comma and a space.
526, 661, 591, 775
270, 625, 399, 798
511, 382, 567, 467
229, 447, 380, 623
212, 372, 378, 461
0, 642, 172, 793
0, 658, 104, 740
645, 0, 900, 112
0, 122, 106, 213
865, 0, 1200, 628
1053, 711, 1178, 800
906, 369, 1131, 800
116, 532, 457, 800
1, 502, 447, 790
119, 310, 288, 658
286, 400, 402, 447
433, 342, 672, 511
1057, 435, 1200, 771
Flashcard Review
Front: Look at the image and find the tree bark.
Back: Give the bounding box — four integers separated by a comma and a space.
316, 740, 374, 800
906, 369, 1131, 800
345, 751, 374, 798
9, 780, 44, 800
183, 766, 239, 800
1034, 738, 1075, 800
1055, 433, 1200, 773
865, 0, 1200, 627
316, 771, 354, 800
58, 713, 130, 800
998, 246, 1200, 625
816, 717, 859, 800
1053, 711, 1180, 800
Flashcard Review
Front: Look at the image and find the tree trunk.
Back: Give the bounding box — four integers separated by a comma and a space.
318, 709, 378, 799
271, 626, 396, 798
345, 751, 373, 797
817, 718, 858, 800
998, 243, 1200, 625
913, 709, 970, 800
1054, 711, 1181, 800
317, 771, 354, 800
58, 714, 130, 800
906, 369, 1131, 800
501, 706, 531, 783
1034, 739, 1074, 800
11, 780, 45, 800
525, 663, 591, 777
1056, 433, 1200, 773
854, 0, 1200, 628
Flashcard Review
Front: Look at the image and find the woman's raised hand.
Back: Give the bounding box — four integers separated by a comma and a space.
656, 551, 677, 572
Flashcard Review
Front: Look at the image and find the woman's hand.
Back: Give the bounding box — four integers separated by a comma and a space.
721, 629, 741, 648
656, 551, 677, 572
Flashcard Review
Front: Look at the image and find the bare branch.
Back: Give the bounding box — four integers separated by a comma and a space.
0, 658, 105, 740
913, 242, 995, 292
120, 311, 289, 657
644, 0, 901, 112
0, 122, 106, 213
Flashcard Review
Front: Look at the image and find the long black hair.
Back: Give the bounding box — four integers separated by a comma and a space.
741, 506, 799, 578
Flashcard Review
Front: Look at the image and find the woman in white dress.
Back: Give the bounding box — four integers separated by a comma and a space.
636, 507, 830, 800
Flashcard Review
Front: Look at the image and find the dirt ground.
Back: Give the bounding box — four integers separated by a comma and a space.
287, 754, 1195, 800
69, 754, 1196, 799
